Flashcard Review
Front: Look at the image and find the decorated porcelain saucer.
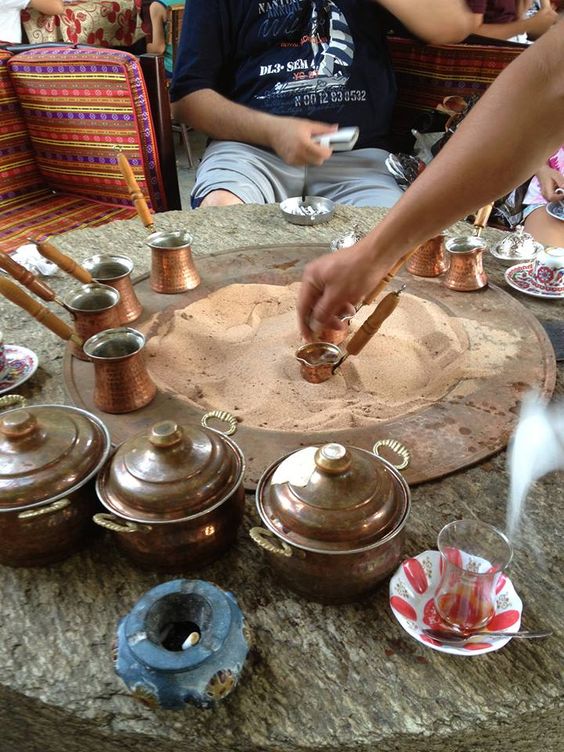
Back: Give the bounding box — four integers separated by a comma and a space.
546, 201, 564, 222
505, 261, 564, 300
0, 345, 39, 396
389, 550, 522, 656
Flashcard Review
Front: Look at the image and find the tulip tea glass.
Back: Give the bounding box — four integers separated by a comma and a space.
434, 519, 513, 634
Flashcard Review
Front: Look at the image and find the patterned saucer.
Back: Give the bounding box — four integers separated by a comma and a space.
389, 550, 522, 656
0, 345, 39, 396
546, 201, 564, 222
505, 261, 564, 300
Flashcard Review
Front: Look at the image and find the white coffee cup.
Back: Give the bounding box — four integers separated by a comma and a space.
531, 247, 564, 294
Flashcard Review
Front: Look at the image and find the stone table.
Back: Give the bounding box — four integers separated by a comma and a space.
1, 205, 562, 752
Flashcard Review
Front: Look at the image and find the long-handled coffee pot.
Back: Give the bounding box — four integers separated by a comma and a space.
0, 277, 82, 347
297, 287, 405, 383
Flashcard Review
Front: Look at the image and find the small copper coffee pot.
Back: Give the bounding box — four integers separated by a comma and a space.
63, 284, 121, 361
147, 230, 200, 294
443, 236, 488, 291
407, 233, 449, 277
83, 254, 143, 324
82, 327, 157, 414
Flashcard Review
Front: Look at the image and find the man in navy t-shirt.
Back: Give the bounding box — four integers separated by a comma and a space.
171, 1, 475, 208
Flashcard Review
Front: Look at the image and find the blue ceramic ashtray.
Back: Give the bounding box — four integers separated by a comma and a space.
114, 579, 250, 710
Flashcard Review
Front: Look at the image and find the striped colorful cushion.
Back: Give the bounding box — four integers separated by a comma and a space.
0, 51, 46, 216
7, 46, 167, 212
0, 192, 136, 254
388, 36, 525, 147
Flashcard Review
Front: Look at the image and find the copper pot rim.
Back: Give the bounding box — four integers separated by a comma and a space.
83, 254, 134, 281
255, 445, 411, 555
95, 434, 246, 525
0, 404, 112, 514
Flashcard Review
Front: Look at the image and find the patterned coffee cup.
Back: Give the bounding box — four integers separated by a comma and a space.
532, 247, 564, 294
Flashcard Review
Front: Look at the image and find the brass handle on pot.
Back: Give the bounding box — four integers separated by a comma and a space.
93, 513, 151, 534
372, 439, 410, 471
249, 527, 292, 558
18, 498, 71, 519
0, 395, 27, 411
201, 410, 238, 437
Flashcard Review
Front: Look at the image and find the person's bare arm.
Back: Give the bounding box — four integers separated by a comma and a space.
472, 7, 558, 40
171, 89, 337, 166
298, 20, 564, 337
377, 0, 476, 43
146, 2, 167, 56
29, 0, 64, 15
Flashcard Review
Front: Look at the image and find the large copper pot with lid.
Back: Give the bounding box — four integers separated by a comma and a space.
94, 420, 245, 572
0, 404, 111, 567
250, 442, 410, 603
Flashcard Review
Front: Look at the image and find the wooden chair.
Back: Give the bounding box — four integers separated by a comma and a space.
0, 44, 180, 254
167, 3, 194, 168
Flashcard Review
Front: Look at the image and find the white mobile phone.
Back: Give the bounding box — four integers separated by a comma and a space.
313, 127, 360, 152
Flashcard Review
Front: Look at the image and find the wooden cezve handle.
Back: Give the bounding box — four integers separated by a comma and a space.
473, 203, 494, 235
116, 150, 155, 231
35, 240, 93, 284
0, 278, 82, 346
0, 252, 61, 305
346, 290, 402, 357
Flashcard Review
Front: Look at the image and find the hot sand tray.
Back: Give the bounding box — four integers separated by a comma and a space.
63, 243, 556, 489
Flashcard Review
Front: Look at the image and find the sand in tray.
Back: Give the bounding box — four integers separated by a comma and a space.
142, 282, 522, 432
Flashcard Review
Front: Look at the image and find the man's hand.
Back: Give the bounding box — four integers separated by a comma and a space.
297, 241, 387, 341
268, 117, 338, 166
537, 165, 564, 202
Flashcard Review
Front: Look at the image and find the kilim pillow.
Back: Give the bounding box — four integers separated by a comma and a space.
7, 46, 167, 212
388, 36, 526, 152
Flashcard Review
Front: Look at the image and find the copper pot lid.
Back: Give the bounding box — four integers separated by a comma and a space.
96, 420, 244, 523
0, 405, 111, 511
256, 443, 410, 553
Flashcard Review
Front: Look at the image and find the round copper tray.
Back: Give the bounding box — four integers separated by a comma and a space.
64, 243, 556, 488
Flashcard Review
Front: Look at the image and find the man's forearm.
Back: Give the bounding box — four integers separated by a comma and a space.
377, 0, 476, 43
363, 21, 564, 267
476, 19, 531, 40
171, 89, 277, 149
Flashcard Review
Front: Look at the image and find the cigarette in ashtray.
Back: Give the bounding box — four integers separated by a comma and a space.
181, 632, 200, 649
290, 203, 331, 217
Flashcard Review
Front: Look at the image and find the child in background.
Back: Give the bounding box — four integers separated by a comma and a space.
146, 0, 185, 78
523, 148, 564, 247
0, 0, 64, 43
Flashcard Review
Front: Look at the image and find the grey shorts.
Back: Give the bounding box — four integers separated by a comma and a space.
191, 140, 402, 208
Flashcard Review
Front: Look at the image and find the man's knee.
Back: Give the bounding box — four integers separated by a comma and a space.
199, 190, 244, 207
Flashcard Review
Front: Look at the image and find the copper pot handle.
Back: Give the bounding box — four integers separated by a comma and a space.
18, 498, 71, 519
201, 410, 238, 436
372, 439, 410, 471
93, 513, 151, 534
249, 527, 293, 558
0, 395, 27, 411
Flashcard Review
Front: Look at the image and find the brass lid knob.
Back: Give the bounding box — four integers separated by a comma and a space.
314, 443, 352, 474
0, 410, 38, 439
149, 421, 184, 448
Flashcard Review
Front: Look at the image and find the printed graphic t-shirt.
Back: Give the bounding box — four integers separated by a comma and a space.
170, 0, 401, 150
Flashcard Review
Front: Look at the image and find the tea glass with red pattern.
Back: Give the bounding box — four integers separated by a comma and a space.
434, 519, 513, 634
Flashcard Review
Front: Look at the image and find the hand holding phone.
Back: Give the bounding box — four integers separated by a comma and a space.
313, 127, 360, 152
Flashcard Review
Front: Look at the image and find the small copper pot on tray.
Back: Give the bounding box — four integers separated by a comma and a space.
0, 404, 111, 567
250, 441, 411, 603
94, 419, 245, 572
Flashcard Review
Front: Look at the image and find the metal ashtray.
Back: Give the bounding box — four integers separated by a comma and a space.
280, 196, 336, 226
